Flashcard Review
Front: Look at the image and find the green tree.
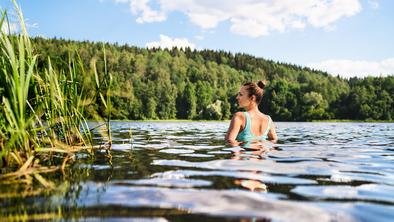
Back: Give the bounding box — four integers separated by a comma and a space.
205, 100, 223, 120
195, 81, 212, 118
145, 98, 158, 119
301, 92, 328, 120
28, 36, 394, 121
177, 81, 197, 119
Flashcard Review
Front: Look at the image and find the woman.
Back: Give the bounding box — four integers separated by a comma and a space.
225, 80, 277, 144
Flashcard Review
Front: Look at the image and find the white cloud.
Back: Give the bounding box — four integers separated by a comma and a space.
130, 0, 166, 23
307, 58, 394, 78
146, 34, 196, 50
115, 0, 362, 37
25, 19, 38, 29
0, 9, 38, 34
304, 0, 361, 28
1, 22, 18, 34
0, 8, 18, 34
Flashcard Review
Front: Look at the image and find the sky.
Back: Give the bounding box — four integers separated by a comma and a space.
1, 0, 394, 78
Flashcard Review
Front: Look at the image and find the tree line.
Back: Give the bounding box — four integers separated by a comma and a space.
25, 37, 394, 121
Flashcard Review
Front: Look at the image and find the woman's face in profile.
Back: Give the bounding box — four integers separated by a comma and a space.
236, 86, 252, 108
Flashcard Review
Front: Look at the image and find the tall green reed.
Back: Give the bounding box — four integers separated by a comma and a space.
92, 46, 112, 147
36, 55, 92, 148
0, 4, 38, 165
0, 0, 111, 179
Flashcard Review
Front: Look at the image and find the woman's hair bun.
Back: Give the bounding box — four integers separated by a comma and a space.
257, 80, 266, 89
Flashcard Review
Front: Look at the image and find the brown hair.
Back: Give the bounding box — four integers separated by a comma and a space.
243, 80, 266, 104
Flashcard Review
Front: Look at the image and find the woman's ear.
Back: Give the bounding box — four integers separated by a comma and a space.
250, 95, 256, 102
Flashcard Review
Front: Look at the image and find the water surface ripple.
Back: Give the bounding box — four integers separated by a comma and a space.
2, 121, 394, 221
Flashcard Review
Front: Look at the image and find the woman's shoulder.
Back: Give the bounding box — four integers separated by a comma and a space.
263, 114, 275, 127
260, 113, 273, 123
234, 111, 245, 116
232, 111, 245, 120
260, 112, 271, 119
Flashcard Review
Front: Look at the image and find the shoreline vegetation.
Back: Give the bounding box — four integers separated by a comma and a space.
0, 1, 112, 189
106, 119, 394, 123
30, 36, 394, 123
311, 119, 394, 123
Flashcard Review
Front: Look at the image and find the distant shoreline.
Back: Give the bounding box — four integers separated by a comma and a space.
94, 119, 229, 122
311, 119, 394, 123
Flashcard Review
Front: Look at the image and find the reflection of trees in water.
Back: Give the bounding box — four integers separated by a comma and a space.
126, 148, 156, 177
0, 148, 114, 220
56, 148, 158, 219
0, 164, 85, 220
1, 128, 279, 221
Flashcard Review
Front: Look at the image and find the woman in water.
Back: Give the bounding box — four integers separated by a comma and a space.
225, 80, 277, 145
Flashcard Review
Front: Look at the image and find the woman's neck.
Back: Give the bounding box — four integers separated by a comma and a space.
245, 104, 260, 113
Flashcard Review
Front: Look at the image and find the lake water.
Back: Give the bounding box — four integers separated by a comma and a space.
2, 122, 394, 221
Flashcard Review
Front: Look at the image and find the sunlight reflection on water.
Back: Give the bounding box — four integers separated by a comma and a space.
71, 121, 394, 221
2, 121, 394, 221
74, 122, 394, 221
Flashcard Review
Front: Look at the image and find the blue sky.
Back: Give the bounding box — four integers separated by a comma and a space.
1, 0, 393, 78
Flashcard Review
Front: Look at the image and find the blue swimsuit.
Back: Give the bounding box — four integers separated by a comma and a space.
236, 112, 272, 141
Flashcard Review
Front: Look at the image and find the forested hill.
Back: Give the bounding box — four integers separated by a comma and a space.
31, 37, 394, 121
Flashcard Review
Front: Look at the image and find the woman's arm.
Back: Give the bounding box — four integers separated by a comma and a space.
267, 121, 278, 143
225, 112, 243, 143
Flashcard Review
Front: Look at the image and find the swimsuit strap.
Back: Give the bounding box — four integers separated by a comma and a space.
263, 115, 272, 136
244, 111, 251, 132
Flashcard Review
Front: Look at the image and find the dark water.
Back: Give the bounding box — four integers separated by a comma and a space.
2, 122, 394, 221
